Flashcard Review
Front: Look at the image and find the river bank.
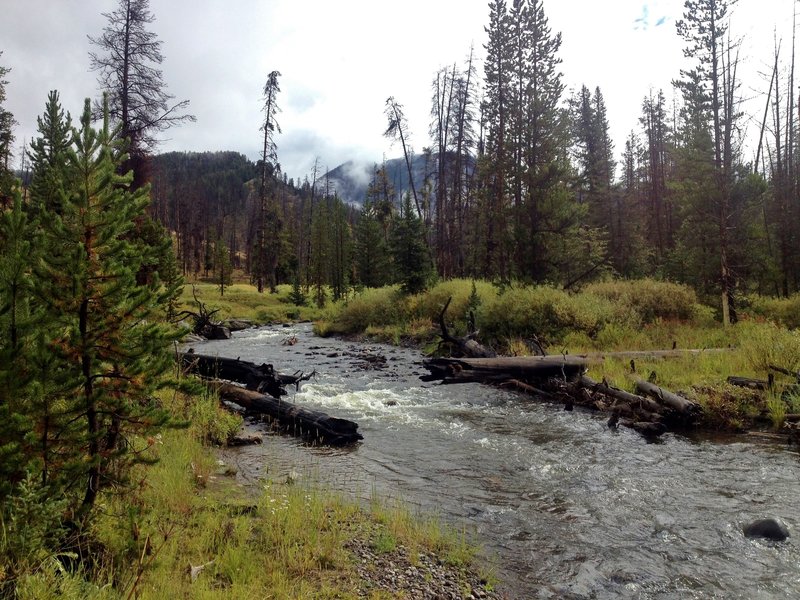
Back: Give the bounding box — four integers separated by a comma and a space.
183, 323, 800, 599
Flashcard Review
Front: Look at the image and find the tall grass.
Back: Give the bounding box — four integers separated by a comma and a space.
584, 279, 698, 323
179, 282, 323, 324
743, 293, 800, 329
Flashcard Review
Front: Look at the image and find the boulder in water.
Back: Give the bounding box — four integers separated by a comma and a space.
743, 518, 789, 541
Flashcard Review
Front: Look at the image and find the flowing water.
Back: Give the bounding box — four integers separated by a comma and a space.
185, 324, 800, 599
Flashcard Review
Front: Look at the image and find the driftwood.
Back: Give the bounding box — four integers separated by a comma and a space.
634, 379, 701, 419
727, 376, 771, 391
420, 353, 704, 438
769, 364, 800, 382
181, 352, 359, 445
181, 352, 314, 398
422, 355, 588, 384
211, 382, 362, 446
175, 285, 231, 340
435, 297, 496, 358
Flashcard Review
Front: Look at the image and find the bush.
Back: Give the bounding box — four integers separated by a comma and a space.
584, 279, 698, 324
189, 389, 243, 446
480, 285, 617, 345
739, 321, 800, 375
743, 293, 800, 329
413, 279, 497, 335
325, 286, 409, 335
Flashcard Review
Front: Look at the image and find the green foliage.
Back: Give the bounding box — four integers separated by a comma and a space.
288, 274, 307, 307
583, 279, 698, 324
743, 293, 800, 329
27, 90, 73, 216
189, 389, 242, 446
414, 279, 496, 336
354, 198, 392, 288
766, 390, 787, 430
739, 321, 800, 375
0, 472, 68, 588
323, 286, 408, 335
392, 194, 432, 295
480, 285, 617, 345
213, 237, 233, 296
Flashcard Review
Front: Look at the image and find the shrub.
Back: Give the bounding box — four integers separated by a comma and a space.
325, 286, 409, 335
739, 321, 800, 375
584, 279, 698, 324
414, 279, 497, 335
480, 285, 616, 345
190, 389, 243, 446
743, 293, 800, 329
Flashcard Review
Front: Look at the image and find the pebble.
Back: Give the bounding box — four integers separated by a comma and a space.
346, 537, 506, 599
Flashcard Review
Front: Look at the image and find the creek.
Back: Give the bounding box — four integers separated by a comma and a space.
185, 323, 800, 599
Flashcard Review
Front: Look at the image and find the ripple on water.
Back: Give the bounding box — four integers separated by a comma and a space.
188, 324, 800, 600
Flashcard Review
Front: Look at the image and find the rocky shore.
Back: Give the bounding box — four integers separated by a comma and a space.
346, 534, 506, 599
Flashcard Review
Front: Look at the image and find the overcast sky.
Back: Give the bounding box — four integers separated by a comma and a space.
0, 0, 796, 181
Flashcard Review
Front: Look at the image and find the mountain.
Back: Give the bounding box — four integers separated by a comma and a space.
317, 155, 430, 206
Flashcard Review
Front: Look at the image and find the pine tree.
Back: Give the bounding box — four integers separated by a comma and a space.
392, 193, 432, 294
214, 236, 232, 296
676, 0, 739, 324
0, 53, 17, 203
354, 198, 392, 288
481, 0, 512, 278
37, 98, 176, 518
89, 0, 194, 188
27, 90, 73, 216
0, 192, 39, 497
255, 71, 281, 293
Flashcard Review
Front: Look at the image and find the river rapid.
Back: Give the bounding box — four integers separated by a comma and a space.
185, 323, 800, 599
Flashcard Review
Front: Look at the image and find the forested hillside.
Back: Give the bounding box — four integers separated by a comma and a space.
124, 0, 799, 323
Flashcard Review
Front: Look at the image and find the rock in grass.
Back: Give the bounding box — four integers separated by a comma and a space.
743, 518, 790, 541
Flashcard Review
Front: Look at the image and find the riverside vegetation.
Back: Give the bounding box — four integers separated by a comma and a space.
315, 278, 800, 433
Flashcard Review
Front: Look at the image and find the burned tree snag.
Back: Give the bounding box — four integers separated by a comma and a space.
435, 297, 496, 358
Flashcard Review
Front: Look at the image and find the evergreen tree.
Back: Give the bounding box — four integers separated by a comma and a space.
254, 71, 281, 293
0, 53, 16, 202
481, 0, 512, 278
27, 90, 73, 216
354, 198, 392, 288
214, 236, 232, 296
676, 0, 739, 324
0, 192, 39, 497
37, 98, 176, 518
392, 193, 432, 294
309, 196, 330, 307
329, 194, 352, 301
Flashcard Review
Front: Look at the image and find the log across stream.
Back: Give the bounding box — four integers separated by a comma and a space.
181, 351, 363, 445
422, 354, 702, 438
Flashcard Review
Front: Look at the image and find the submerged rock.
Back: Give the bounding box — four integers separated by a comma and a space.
743, 518, 790, 541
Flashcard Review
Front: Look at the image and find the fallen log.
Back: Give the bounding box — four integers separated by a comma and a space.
422, 355, 588, 384
211, 382, 363, 446
181, 352, 313, 398
634, 379, 701, 420
727, 376, 770, 391
578, 375, 663, 414
769, 364, 800, 382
